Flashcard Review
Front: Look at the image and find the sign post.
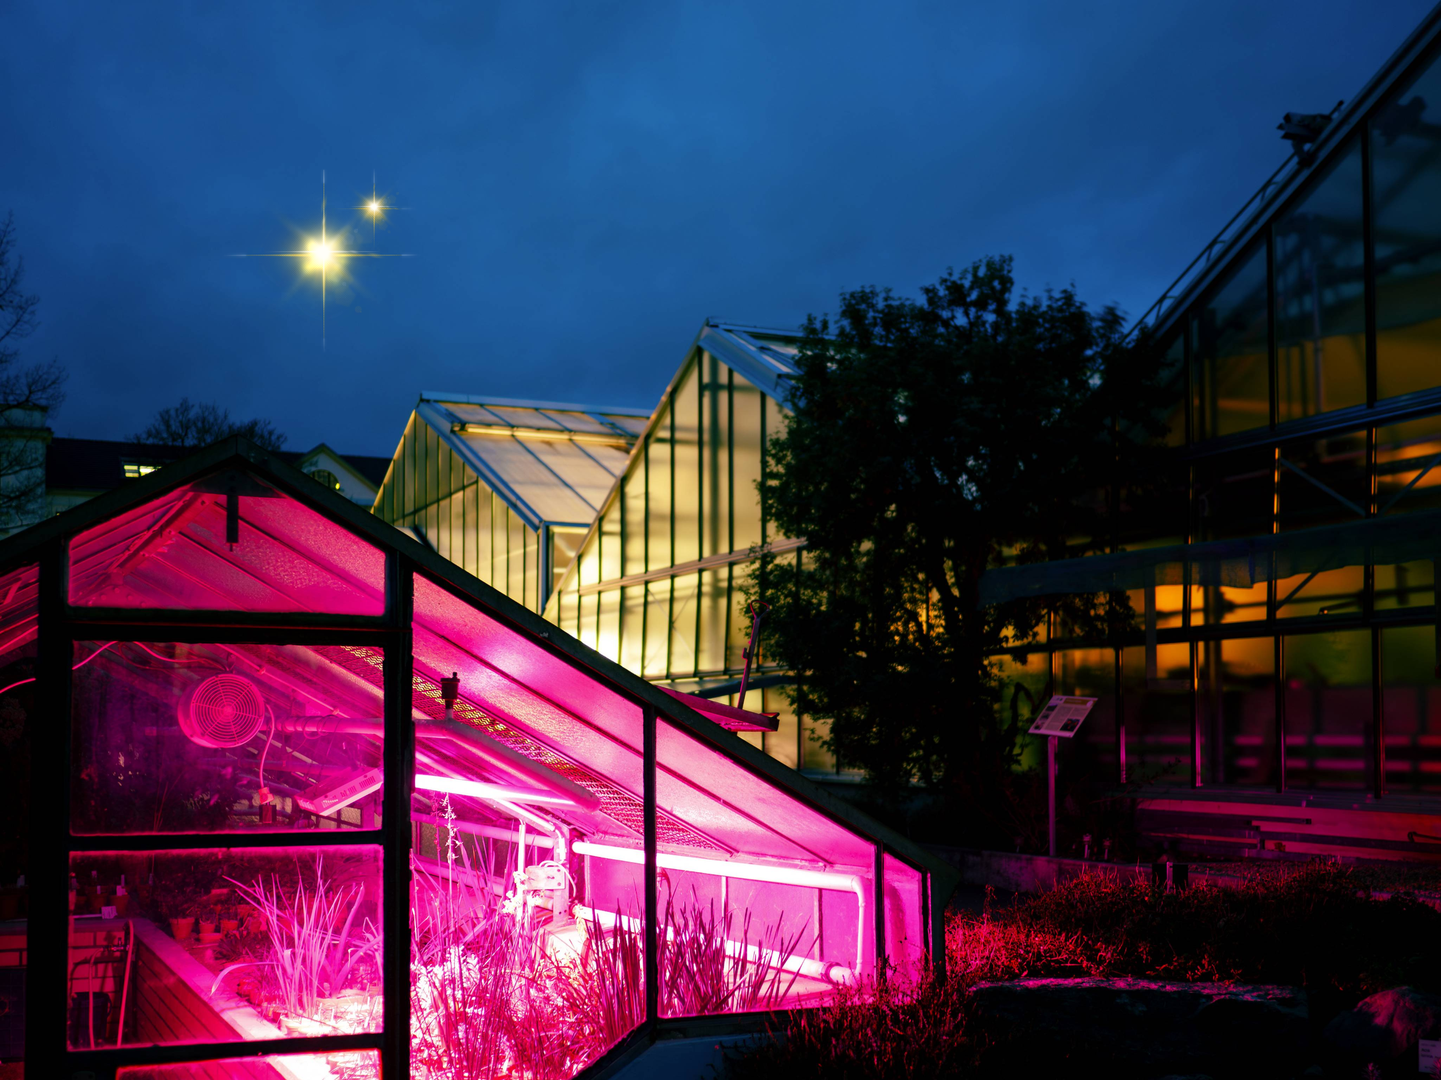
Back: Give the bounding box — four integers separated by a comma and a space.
1029, 695, 1098, 858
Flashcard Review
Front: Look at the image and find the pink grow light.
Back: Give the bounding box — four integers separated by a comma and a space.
414, 772, 577, 807
572, 840, 868, 978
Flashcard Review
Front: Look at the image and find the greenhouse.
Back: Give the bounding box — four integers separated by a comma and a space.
5, 438, 951, 1079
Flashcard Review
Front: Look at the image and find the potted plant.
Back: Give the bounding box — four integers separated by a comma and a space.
197, 904, 218, 937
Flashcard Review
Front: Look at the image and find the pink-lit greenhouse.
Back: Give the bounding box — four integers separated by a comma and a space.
3, 439, 954, 1079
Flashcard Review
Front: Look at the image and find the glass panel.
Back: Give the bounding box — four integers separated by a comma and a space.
1377, 413, 1441, 518
732, 374, 765, 552
647, 411, 672, 573
1198, 636, 1275, 787
882, 853, 926, 982
67, 847, 382, 1049
623, 469, 646, 579
1273, 429, 1368, 619
619, 584, 644, 674
117, 1052, 380, 1079
550, 527, 585, 601
507, 510, 525, 606
674, 361, 702, 567
697, 568, 727, 676
0, 564, 38, 903
654, 714, 873, 1015
1283, 629, 1372, 789
1191, 240, 1269, 440
643, 579, 671, 679
1120, 642, 1192, 786
1195, 447, 1273, 624
596, 585, 619, 660
71, 642, 385, 835
1275, 138, 1367, 420
599, 500, 621, 584
668, 573, 699, 680
1381, 624, 1441, 793
68, 475, 385, 615
1373, 45, 1441, 401
762, 684, 798, 770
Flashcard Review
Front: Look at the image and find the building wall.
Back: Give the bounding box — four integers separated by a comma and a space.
1047, 35, 1441, 797
374, 413, 548, 612
544, 350, 837, 773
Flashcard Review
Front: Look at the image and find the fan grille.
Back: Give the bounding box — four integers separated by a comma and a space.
180, 674, 265, 748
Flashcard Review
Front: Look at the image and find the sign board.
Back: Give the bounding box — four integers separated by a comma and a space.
1420, 1038, 1440, 1073
1029, 695, 1097, 738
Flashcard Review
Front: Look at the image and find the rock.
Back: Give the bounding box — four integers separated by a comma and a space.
1323, 986, 1441, 1060
968, 978, 1308, 1076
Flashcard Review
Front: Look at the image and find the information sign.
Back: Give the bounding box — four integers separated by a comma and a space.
1029, 695, 1097, 738
1420, 1038, 1440, 1073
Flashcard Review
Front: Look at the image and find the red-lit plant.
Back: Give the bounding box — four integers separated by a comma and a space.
220, 855, 381, 1021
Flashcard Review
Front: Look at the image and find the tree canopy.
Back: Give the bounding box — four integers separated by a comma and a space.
131, 396, 287, 452
748, 256, 1175, 829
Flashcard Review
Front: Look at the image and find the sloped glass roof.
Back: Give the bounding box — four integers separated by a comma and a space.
414, 396, 647, 528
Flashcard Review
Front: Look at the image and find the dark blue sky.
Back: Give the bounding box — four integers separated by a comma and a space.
2, 1, 1434, 457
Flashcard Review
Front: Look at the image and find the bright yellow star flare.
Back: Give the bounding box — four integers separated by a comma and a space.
232, 170, 410, 348
351, 171, 405, 240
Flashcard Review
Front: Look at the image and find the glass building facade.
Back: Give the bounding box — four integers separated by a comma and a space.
981, 15, 1441, 857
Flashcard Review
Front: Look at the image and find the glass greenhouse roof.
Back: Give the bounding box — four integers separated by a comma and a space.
413, 394, 649, 528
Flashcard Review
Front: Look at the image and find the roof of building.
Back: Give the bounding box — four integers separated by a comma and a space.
0, 436, 955, 907
412, 395, 651, 529
46, 437, 391, 494
1135, 4, 1441, 342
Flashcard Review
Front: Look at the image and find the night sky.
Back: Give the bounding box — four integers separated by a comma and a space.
2, 1, 1433, 458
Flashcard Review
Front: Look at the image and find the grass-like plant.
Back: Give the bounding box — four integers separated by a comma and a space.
224, 855, 381, 1021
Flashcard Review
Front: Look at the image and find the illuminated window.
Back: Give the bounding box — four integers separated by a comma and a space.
120, 461, 162, 479
309, 468, 341, 490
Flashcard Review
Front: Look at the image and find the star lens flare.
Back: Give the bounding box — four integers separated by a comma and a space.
350, 171, 408, 241
232, 170, 411, 348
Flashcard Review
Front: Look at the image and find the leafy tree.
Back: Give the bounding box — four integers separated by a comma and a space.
747, 256, 1173, 838
132, 396, 286, 452
0, 211, 66, 526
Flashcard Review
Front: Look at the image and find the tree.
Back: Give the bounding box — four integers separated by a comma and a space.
132, 397, 287, 452
747, 256, 1174, 838
0, 212, 66, 526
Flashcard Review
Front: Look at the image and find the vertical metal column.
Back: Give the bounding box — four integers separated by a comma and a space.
24, 548, 70, 1077
1373, 625, 1386, 798
873, 845, 886, 978
381, 554, 415, 1078
643, 706, 659, 1025
1047, 737, 1058, 856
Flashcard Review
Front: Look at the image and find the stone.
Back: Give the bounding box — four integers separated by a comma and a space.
968, 978, 1308, 1075
1323, 986, 1441, 1060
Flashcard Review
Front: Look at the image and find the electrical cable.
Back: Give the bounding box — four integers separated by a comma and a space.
0, 640, 120, 697
258, 702, 277, 792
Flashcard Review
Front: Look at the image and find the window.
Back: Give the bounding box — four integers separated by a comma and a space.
306, 468, 340, 491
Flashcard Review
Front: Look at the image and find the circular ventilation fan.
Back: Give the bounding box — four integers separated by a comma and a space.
179, 674, 265, 748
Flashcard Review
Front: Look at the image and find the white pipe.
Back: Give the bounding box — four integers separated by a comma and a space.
574, 904, 855, 986
572, 841, 869, 978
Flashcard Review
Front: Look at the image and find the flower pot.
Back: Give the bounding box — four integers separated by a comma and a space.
198, 920, 217, 936
246, 914, 267, 934
170, 917, 195, 940
220, 919, 239, 933
112, 894, 130, 916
